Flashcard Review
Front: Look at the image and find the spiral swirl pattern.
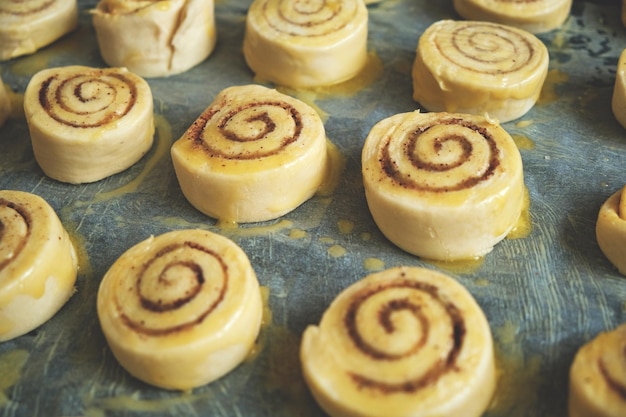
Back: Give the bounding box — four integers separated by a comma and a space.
38, 70, 137, 128
0, 199, 30, 272
301, 267, 496, 417
0, 0, 56, 16
380, 117, 500, 193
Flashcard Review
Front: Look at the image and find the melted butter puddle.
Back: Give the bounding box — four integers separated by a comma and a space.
363, 257, 385, 271
507, 187, 532, 240
538, 69, 569, 105
0, 349, 29, 407
511, 134, 535, 151
94, 115, 172, 203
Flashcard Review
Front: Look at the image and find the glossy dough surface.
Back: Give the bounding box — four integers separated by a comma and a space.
412, 19, 549, 123
301, 266, 496, 417
361, 111, 524, 261
92, 0, 217, 78
0, 0, 78, 61
242, 0, 368, 87
0, 190, 78, 342
596, 185, 626, 275
612, 49, 626, 129
453, 0, 572, 34
97, 229, 263, 390
171, 84, 328, 223
23, 65, 155, 184
0, 76, 10, 128
568, 323, 626, 417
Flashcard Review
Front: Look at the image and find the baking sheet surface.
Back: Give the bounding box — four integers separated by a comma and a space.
1, 0, 626, 416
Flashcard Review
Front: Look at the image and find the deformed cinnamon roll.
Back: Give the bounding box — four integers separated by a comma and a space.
171, 84, 328, 223
0, 0, 78, 61
242, 0, 368, 88
92, 0, 216, 78
453, 0, 572, 34
97, 229, 263, 390
361, 111, 525, 261
596, 185, 626, 276
23, 65, 155, 184
300, 266, 496, 417
0, 190, 78, 342
568, 323, 626, 417
412, 20, 549, 123
612, 49, 626, 129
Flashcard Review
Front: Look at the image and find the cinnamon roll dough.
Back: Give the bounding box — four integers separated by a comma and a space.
171, 84, 328, 223
92, 0, 217, 78
0, 76, 11, 128
596, 185, 626, 275
23, 65, 155, 184
612, 49, 626, 129
412, 19, 549, 123
453, 0, 572, 34
301, 266, 496, 417
361, 111, 525, 261
242, 0, 368, 87
568, 323, 626, 417
0, 190, 78, 342
97, 229, 263, 390
0, 0, 78, 61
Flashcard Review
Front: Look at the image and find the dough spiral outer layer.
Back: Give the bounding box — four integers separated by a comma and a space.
596, 185, 626, 276
97, 229, 263, 390
568, 323, 626, 417
300, 266, 496, 417
612, 49, 626, 129
171, 84, 328, 223
0, 190, 78, 342
0, 0, 78, 61
412, 19, 549, 123
453, 0, 573, 34
361, 111, 524, 261
243, 0, 368, 87
24, 65, 154, 184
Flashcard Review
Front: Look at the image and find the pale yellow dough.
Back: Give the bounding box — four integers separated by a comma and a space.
361, 111, 524, 261
92, 0, 217, 78
412, 19, 549, 123
243, 0, 368, 87
97, 229, 263, 390
24, 65, 155, 184
0, 76, 10, 128
171, 84, 328, 223
0, 190, 78, 342
0, 0, 78, 61
612, 49, 626, 129
568, 323, 626, 417
596, 185, 626, 275
453, 0, 572, 34
301, 266, 496, 417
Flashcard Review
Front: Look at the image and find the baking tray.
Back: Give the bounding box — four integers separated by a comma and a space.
1, 0, 625, 416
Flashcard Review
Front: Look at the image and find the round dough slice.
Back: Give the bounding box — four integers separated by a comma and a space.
0, 75, 11, 128
0, 190, 78, 342
361, 111, 525, 261
612, 49, 626, 129
91, 0, 216, 78
453, 0, 572, 34
412, 19, 549, 123
97, 229, 263, 390
568, 323, 626, 417
596, 185, 626, 275
242, 0, 368, 88
23, 65, 155, 184
0, 0, 78, 61
301, 266, 496, 417
171, 84, 328, 223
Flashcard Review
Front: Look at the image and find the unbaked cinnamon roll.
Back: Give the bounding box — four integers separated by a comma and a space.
596, 185, 626, 276
0, 76, 10, 128
612, 49, 626, 129
0, 0, 78, 61
97, 229, 263, 390
568, 323, 626, 417
301, 266, 496, 417
23, 65, 155, 184
412, 20, 549, 123
453, 0, 572, 34
171, 84, 328, 223
361, 111, 525, 261
0, 190, 78, 342
242, 0, 368, 88
91, 0, 217, 78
